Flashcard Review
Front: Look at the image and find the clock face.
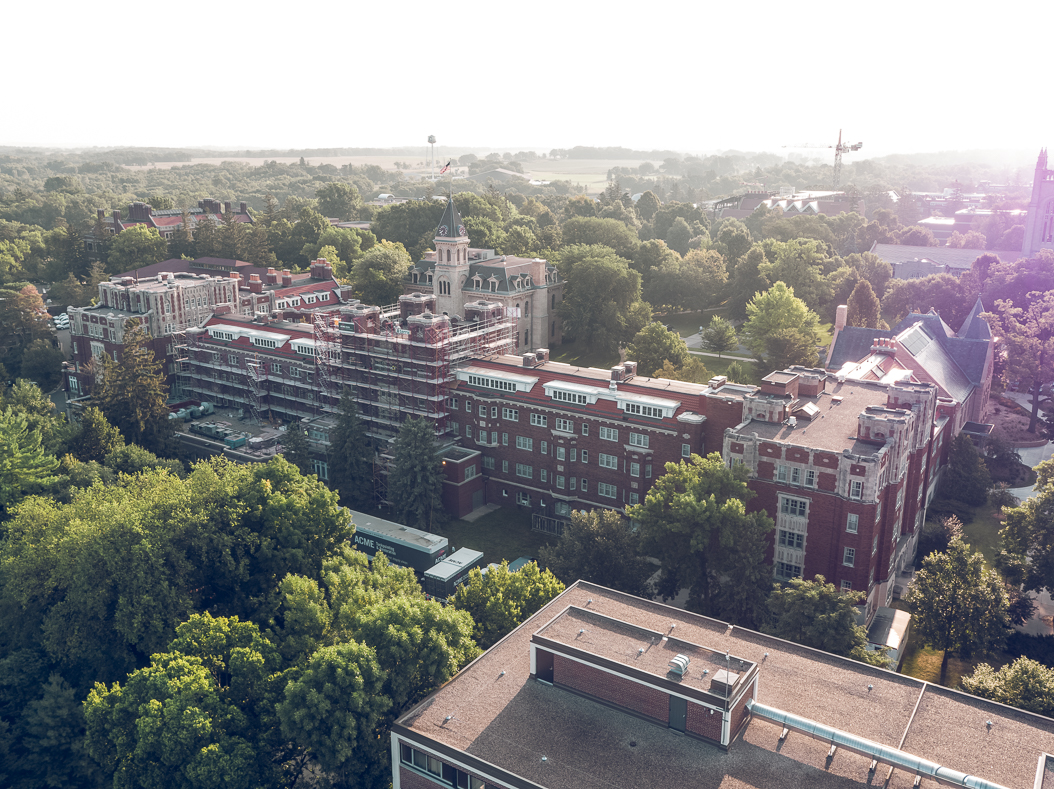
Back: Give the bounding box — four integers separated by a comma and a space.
438, 225, 449, 236
458, 225, 467, 236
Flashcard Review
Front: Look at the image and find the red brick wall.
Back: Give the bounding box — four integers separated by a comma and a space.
399, 765, 510, 789
703, 397, 744, 450
685, 700, 722, 741
553, 654, 668, 722
729, 691, 751, 741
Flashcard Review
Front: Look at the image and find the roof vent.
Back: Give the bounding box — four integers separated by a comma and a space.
788, 416, 797, 428
669, 654, 690, 676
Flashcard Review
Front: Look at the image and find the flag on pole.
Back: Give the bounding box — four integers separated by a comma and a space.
439, 161, 451, 174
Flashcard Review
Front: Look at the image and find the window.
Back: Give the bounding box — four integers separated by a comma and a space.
841, 580, 853, 592
581, 424, 589, 436
581, 450, 589, 464
778, 530, 804, 550
777, 465, 788, 483
804, 469, 816, 488
502, 460, 509, 473
271, 363, 282, 375
531, 414, 548, 427
629, 492, 638, 505
228, 354, 239, 366
516, 463, 532, 479
623, 402, 665, 418
872, 534, 878, 555
598, 482, 617, 498
402, 746, 443, 778
312, 460, 328, 480
581, 478, 588, 493
780, 497, 808, 518
645, 464, 652, 478
843, 547, 856, 567
491, 406, 498, 418
556, 475, 565, 489
791, 467, 801, 485
502, 433, 508, 446
516, 436, 533, 451
465, 466, 477, 481
552, 389, 588, 405
776, 561, 802, 579
630, 462, 640, 477
682, 443, 691, 458
465, 401, 471, 412
516, 491, 531, 506
479, 405, 486, 417
540, 469, 548, 483
448, 397, 459, 409
540, 441, 548, 455
482, 456, 495, 470
599, 453, 618, 469
465, 425, 473, 439
570, 477, 577, 491
556, 446, 565, 461
897, 487, 905, 509
629, 433, 649, 448
491, 432, 497, 444
556, 418, 573, 433
850, 480, 863, 500
599, 427, 618, 442
846, 514, 859, 534
290, 366, 302, 378
570, 449, 577, 462
502, 407, 518, 421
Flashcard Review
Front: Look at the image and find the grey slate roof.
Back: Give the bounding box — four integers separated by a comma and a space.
899, 321, 974, 402
957, 298, 992, 341
826, 326, 892, 369
870, 243, 1016, 270
434, 199, 465, 240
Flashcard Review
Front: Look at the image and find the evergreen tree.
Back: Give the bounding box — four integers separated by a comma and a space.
724, 360, 750, 384
262, 193, 280, 226
167, 209, 194, 259
96, 318, 174, 455
245, 222, 275, 267
388, 417, 445, 531
701, 317, 739, 357
217, 210, 246, 261
0, 406, 60, 517
847, 280, 882, 328
281, 420, 312, 476
67, 405, 124, 463
193, 213, 218, 258
941, 433, 992, 506
328, 391, 373, 510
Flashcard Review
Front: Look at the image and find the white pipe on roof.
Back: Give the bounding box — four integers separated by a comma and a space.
745, 700, 1008, 789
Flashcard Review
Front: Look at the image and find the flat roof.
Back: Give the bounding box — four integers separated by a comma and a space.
348, 510, 448, 552
424, 548, 484, 581
396, 583, 1054, 789
739, 379, 890, 454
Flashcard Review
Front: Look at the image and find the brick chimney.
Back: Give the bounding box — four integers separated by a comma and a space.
265, 267, 278, 285
230, 271, 241, 286
248, 274, 263, 294
282, 270, 293, 287
239, 201, 248, 214
835, 304, 848, 331
112, 209, 122, 233
223, 201, 232, 215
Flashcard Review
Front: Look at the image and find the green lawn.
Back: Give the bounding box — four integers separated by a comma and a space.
656, 310, 720, 338
924, 499, 1004, 566
550, 340, 619, 371
444, 507, 555, 566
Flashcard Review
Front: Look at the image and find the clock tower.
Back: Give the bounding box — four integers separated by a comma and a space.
433, 198, 470, 316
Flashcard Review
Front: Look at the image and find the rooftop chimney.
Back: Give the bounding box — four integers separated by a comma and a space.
223, 201, 232, 215
239, 201, 248, 214
265, 267, 278, 285
282, 269, 293, 287
248, 274, 263, 294
835, 304, 848, 331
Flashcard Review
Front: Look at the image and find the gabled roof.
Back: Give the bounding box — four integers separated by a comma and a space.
434, 199, 465, 241
827, 327, 894, 369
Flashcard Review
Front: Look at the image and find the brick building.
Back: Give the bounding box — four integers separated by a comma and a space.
65, 259, 345, 399
404, 199, 565, 353
84, 198, 253, 258
392, 581, 1054, 789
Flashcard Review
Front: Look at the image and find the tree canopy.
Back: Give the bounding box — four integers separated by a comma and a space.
537, 509, 653, 597
558, 244, 646, 354
741, 282, 823, 374
451, 561, 564, 649
387, 417, 445, 531
627, 322, 689, 377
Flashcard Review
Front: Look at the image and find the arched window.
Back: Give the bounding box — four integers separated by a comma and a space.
446, 249, 451, 262
524, 301, 530, 316
551, 294, 556, 309
524, 329, 529, 347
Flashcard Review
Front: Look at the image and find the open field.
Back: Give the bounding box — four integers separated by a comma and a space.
123, 154, 662, 194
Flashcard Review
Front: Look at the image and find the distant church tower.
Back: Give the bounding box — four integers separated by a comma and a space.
1022, 148, 1054, 257
433, 199, 471, 317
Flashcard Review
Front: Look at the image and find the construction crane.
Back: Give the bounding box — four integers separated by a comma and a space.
782, 129, 863, 190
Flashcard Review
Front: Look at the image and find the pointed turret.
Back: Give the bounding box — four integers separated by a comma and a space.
957, 297, 992, 341
435, 199, 466, 241
1038, 148, 1048, 171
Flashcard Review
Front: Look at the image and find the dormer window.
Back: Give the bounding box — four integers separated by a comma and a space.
489, 278, 498, 292
427, 272, 433, 284
412, 270, 419, 284
472, 276, 482, 290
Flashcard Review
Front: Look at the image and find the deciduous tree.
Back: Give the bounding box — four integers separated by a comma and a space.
627, 322, 689, 376
701, 317, 738, 357
105, 225, 167, 275
558, 244, 644, 354
905, 537, 1011, 684
764, 575, 886, 666
985, 292, 1054, 435
741, 282, 823, 374
451, 561, 564, 648
352, 240, 412, 306
960, 657, 1054, 716
538, 509, 653, 596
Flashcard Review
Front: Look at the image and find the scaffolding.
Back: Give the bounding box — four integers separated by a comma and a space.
246, 353, 268, 425
313, 310, 343, 413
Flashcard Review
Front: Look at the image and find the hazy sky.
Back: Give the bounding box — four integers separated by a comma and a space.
5, 0, 1047, 158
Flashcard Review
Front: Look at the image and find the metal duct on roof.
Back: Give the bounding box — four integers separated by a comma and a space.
745, 700, 1008, 789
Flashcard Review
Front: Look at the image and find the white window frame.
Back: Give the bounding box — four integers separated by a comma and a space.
599, 453, 618, 470
599, 426, 618, 442
555, 418, 573, 433
850, 479, 863, 500
516, 436, 533, 451
503, 407, 518, 421
843, 547, 855, 567
846, 513, 859, 534
629, 433, 649, 448
598, 482, 617, 499
530, 413, 548, 427
516, 463, 532, 479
